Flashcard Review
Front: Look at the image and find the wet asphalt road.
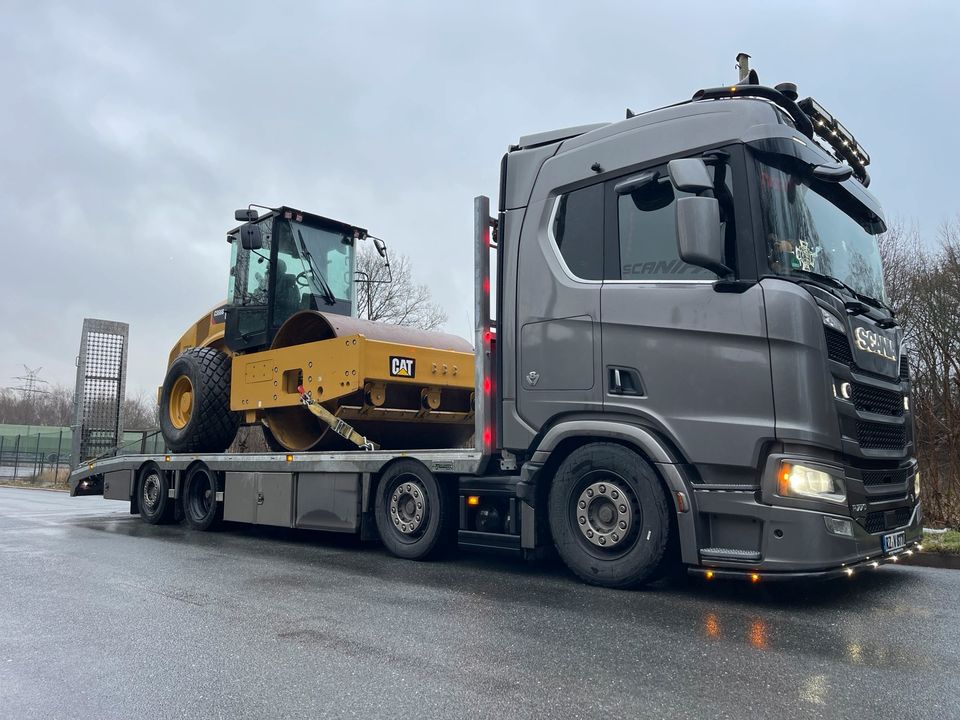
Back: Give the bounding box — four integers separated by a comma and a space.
0, 487, 957, 720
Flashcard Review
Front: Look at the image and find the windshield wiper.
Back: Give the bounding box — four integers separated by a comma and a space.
792, 268, 892, 315
297, 229, 337, 306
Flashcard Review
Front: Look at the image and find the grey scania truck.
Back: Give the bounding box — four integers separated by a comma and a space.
71, 60, 921, 587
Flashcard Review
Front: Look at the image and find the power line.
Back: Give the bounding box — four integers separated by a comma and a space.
7, 365, 50, 396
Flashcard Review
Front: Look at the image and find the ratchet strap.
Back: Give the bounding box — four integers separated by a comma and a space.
297, 385, 379, 451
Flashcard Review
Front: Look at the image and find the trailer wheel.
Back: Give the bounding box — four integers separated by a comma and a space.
137, 463, 173, 525
374, 460, 453, 560
159, 347, 239, 454
181, 464, 223, 531
548, 443, 673, 588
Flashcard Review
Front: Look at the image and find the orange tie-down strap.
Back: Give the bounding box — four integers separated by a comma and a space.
297, 385, 380, 451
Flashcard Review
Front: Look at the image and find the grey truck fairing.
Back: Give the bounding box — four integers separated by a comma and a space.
498, 94, 919, 572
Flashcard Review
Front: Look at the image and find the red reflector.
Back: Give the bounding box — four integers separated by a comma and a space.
483, 278, 490, 293
483, 331, 492, 343
483, 377, 491, 393
482, 428, 492, 445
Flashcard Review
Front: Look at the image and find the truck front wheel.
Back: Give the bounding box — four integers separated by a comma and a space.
548, 443, 673, 588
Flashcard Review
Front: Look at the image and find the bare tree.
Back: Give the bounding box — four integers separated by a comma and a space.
877, 220, 960, 526
123, 391, 159, 430
355, 246, 448, 331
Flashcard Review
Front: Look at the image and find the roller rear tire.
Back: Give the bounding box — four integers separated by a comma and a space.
160, 347, 239, 453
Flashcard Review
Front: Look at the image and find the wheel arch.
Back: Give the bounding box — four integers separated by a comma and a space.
527, 418, 699, 566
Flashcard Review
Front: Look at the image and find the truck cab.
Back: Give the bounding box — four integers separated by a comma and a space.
495, 82, 919, 579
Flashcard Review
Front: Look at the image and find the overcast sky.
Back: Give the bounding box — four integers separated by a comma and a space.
2, 0, 957, 397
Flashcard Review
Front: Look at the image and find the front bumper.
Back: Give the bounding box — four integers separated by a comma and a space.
690, 486, 923, 578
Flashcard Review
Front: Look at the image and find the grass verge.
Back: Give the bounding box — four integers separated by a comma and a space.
923, 529, 960, 555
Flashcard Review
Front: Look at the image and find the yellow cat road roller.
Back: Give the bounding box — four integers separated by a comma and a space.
159, 206, 475, 453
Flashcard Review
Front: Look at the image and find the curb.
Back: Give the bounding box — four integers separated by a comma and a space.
901, 552, 960, 570
0, 483, 69, 494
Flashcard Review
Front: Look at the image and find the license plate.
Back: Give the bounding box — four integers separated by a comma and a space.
883, 530, 905, 553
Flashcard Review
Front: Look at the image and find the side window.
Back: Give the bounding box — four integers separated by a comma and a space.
228, 219, 274, 307
551, 183, 603, 280
618, 178, 715, 281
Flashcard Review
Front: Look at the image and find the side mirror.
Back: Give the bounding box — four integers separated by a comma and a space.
240, 224, 263, 251
372, 237, 388, 258
676, 196, 730, 276
667, 158, 714, 194
235, 208, 258, 222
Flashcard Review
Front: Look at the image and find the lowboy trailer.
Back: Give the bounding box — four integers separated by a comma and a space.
71, 59, 922, 587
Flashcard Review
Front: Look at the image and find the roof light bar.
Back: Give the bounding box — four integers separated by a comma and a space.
797, 97, 871, 186
692, 84, 814, 139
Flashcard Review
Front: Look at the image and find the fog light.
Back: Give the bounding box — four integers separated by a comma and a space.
824, 516, 854, 537
778, 462, 846, 504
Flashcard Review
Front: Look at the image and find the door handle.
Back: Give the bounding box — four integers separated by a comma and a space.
608, 367, 643, 396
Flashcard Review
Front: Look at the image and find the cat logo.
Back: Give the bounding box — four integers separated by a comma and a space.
389, 356, 415, 378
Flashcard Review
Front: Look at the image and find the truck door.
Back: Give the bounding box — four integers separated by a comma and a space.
599, 161, 774, 482
515, 185, 604, 431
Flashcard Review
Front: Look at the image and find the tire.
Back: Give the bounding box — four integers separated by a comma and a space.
548, 443, 674, 589
160, 347, 239, 453
374, 460, 454, 560
137, 463, 174, 525
181, 464, 223, 531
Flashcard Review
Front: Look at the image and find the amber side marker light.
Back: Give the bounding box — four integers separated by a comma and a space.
286, 454, 294, 463
750, 573, 761, 583
705, 570, 715, 580
467, 496, 480, 506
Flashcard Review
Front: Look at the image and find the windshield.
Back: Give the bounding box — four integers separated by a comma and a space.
756, 157, 887, 303
273, 219, 355, 320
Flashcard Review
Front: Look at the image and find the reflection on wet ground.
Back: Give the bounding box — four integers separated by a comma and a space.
3, 487, 958, 719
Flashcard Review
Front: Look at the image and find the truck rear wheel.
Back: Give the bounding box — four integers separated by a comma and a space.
181, 464, 223, 531
374, 460, 453, 560
160, 347, 239, 454
137, 463, 173, 524
548, 443, 673, 588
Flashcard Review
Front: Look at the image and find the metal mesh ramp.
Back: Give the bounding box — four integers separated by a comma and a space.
70, 319, 129, 467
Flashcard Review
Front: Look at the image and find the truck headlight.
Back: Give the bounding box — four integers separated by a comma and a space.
778, 462, 846, 504
914, 472, 920, 497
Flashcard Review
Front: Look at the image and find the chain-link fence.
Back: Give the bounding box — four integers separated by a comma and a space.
0, 427, 164, 486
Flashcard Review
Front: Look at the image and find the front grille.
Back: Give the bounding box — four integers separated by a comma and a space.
851, 383, 903, 417
825, 328, 854, 365
856, 421, 907, 450
863, 507, 912, 534
861, 467, 911, 487
900, 356, 910, 381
